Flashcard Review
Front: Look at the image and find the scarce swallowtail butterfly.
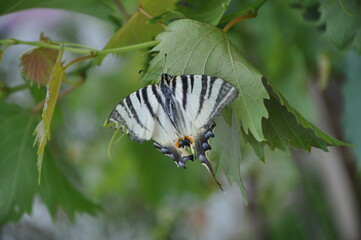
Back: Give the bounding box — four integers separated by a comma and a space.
108, 73, 239, 189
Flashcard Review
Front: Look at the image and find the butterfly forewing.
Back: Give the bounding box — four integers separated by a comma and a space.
173, 75, 238, 130
108, 85, 158, 142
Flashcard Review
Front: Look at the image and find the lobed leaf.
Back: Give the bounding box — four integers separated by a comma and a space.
258, 78, 350, 153
145, 19, 269, 141
20, 47, 59, 87
0, 104, 38, 223
34, 48, 64, 183
210, 115, 247, 202
0, 102, 99, 223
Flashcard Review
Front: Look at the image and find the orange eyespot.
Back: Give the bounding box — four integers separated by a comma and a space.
175, 136, 194, 148
184, 136, 194, 144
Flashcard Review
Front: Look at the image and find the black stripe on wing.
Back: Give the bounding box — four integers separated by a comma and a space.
197, 75, 209, 116
181, 75, 188, 110
125, 95, 148, 130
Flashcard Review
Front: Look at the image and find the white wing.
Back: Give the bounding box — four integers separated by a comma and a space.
108, 85, 159, 142
173, 74, 239, 130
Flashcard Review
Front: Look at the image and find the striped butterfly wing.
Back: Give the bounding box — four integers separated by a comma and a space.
108, 82, 191, 166
108, 85, 159, 142
108, 74, 238, 189
171, 74, 239, 188
173, 74, 239, 130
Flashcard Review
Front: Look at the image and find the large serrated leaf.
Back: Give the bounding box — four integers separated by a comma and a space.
34, 49, 64, 183
145, 19, 269, 141
210, 115, 247, 202
262, 78, 350, 152
319, 1, 361, 54
0, 102, 99, 224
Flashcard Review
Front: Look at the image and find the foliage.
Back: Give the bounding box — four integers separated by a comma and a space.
0, 0, 359, 231
0, 102, 99, 224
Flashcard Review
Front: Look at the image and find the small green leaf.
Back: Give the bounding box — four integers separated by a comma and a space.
145, 19, 269, 141
176, 0, 231, 25
93, 0, 177, 64
34, 48, 64, 184
210, 115, 247, 202
20, 47, 59, 87
319, 1, 361, 54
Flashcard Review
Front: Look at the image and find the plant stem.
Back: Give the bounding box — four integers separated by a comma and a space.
220, 0, 268, 25
0, 39, 160, 56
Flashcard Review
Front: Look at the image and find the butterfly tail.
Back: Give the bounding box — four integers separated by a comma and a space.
199, 154, 223, 191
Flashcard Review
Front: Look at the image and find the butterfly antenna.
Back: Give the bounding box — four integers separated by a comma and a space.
163, 53, 168, 73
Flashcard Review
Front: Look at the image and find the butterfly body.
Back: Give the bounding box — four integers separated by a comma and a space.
108, 73, 238, 188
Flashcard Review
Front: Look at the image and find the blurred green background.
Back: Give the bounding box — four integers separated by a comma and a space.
0, 0, 360, 239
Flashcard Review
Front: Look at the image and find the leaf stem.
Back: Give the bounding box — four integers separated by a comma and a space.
223, 12, 256, 32
32, 74, 85, 114
64, 55, 94, 69
220, 0, 268, 26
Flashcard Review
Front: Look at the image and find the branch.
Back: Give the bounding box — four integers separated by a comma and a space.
0, 39, 160, 56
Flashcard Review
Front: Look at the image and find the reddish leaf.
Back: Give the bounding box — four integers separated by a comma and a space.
20, 48, 59, 87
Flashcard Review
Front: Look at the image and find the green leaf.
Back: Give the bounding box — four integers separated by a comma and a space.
241, 127, 265, 162
39, 151, 101, 219
176, 0, 231, 25
210, 115, 247, 202
342, 52, 361, 167
0, 102, 99, 224
34, 49, 64, 184
0, 103, 38, 223
145, 19, 269, 141
319, 1, 361, 54
0, 0, 113, 21
20, 47, 59, 87
93, 0, 177, 65
262, 78, 350, 151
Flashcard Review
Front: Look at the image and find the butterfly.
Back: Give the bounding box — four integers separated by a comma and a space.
108, 73, 239, 188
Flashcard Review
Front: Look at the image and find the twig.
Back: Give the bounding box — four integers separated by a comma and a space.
220, 0, 268, 31
223, 12, 256, 32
